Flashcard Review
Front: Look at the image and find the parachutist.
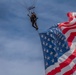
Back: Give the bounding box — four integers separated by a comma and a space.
28, 12, 38, 30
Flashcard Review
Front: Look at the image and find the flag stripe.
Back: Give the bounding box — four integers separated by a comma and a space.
60, 49, 76, 69
47, 49, 76, 75
72, 71, 76, 75
64, 29, 76, 40
62, 26, 76, 34
60, 58, 76, 75
67, 32, 76, 46
63, 64, 76, 75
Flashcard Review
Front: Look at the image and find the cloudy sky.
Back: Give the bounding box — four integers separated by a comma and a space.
0, 0, 76, 75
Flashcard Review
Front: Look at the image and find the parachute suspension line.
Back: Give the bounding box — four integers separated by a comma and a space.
23, 0, 29, 11
17, 0, 29, 13
21, 0, 32, 14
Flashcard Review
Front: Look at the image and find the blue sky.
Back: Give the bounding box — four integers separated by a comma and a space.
0, 0, 76, 75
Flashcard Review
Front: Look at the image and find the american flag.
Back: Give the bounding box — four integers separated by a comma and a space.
39, 12, 76, 75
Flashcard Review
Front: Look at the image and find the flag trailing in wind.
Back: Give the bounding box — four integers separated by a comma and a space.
39, 12, 76, 75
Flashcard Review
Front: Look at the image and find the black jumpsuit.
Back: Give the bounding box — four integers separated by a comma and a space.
30, 14, 38, 30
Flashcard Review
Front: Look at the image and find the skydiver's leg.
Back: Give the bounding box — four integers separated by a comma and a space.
32, 22, 36, 29
31, 21, 38, 30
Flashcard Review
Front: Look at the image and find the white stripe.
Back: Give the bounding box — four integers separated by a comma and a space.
73, 12, 76, 16
56, 72, 62, 75
59, 23, 76, 31
61, 25, 75, 31
64, 29, 76, 39
56, 58, 76, 75
60, 24, 76, 29
61, 58, 76, 75
69, 18, 76, 25
72, 71, 76, 75
45, 63, 59, 75
60, 26, 67, 31
45, 37, 76, 75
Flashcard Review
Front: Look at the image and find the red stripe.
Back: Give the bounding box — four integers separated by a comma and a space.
47, 49, 76, 75
63, 64, 76, 75
62, 26, 76, 34
67, 32, 76, 46
58, 21, 76, 28
47, 67, 61, 75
